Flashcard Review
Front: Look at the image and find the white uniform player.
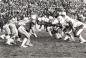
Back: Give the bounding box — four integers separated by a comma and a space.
3, 23, 14, 45
61, 12, 86, 43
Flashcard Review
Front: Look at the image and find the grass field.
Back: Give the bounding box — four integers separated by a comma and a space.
0, 29, 86, 58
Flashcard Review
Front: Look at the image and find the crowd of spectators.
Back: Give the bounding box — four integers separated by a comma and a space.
0, 0, 86, 20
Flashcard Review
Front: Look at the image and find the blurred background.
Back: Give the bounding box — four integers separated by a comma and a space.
0, 0, 86, 19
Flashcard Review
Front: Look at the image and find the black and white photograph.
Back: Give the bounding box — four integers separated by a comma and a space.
0, 0, 86, 58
